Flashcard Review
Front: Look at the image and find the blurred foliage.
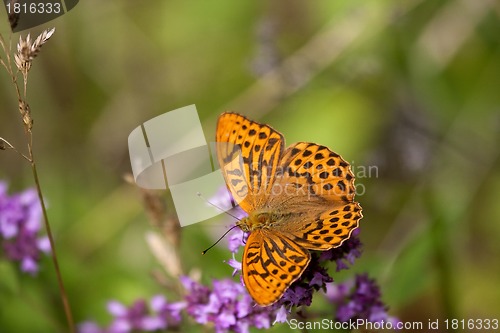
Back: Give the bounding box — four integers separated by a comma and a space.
1, 0, 499, 332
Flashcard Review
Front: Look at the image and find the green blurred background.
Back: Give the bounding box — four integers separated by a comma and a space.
1, 0, 499, 332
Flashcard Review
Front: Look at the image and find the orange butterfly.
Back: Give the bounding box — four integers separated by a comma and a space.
216, 112, 362, 306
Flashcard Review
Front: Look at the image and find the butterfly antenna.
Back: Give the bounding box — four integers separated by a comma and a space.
202, 225, 239, 255
196, 192, 241, 221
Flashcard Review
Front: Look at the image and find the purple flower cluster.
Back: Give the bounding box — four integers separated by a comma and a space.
181, 276, 287, 333
325, 273, 400, 325
319, 228, 363, 271
79, 295, 186, 333
0, 181, 50, 275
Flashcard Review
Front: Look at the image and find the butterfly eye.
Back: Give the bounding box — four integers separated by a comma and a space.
257, 213, 269, 224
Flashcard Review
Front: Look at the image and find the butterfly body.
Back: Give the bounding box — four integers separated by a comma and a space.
237, 212, 275, 232
216, 112, 362, 306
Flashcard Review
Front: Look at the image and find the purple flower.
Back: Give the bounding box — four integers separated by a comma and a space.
209, 186, 248, 221
226, 255, 242, 276
325, 274, 400, 325
108, 299, 156, 332
0, 181, 49, 275
319, 228, 362, 271
181, 276, 285, 333
324, 278, 354, 302
78, 321, 104, 333
79, 295, 186, 333
151, 295, 185, 327
227, 227, 248, 253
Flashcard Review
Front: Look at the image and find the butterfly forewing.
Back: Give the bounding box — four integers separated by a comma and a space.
242, 229, 311, 306
216, 112, 283, 212
275, 142, 356, 203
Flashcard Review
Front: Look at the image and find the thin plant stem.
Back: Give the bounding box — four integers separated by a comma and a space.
29, 147, 75, 333
0, 136, 31, 161
1, 31, 76, 333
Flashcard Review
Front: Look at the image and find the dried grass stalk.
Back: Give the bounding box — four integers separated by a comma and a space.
14, 28, 55, 73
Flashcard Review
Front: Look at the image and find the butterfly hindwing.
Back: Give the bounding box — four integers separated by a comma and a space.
242, 229, 311, 306
278, 202, 362, 251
